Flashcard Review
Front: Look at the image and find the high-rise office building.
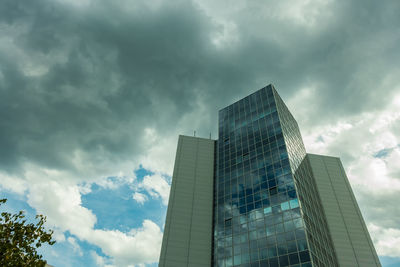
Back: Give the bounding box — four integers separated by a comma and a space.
159, 84, 381, 267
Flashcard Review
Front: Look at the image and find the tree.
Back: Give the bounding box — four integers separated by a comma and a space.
0, 198, 56, 267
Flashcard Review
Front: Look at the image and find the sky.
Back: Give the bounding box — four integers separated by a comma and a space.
0, 0, 400, 266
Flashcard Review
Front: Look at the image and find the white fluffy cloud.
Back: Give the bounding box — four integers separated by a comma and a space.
0, 172, 28, 195
27, 180, 97, 237
67, 237, 83, 257
136, 173, 170, 206
88, 220, 162, 266
91, 251, 114, 267
132, 192, 148, 205
369, 224, 400, 257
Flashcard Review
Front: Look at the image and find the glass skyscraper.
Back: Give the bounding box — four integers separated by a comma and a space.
159, 84, 381, 267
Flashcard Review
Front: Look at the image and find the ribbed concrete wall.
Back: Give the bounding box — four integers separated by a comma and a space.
307, 154, 381, 267
159, 135, 215, 267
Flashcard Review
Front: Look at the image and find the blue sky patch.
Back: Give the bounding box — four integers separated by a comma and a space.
134, 165, 155, 180
81, 180, 167, 231
373, 147, 394, 158
380, 256, 400, 267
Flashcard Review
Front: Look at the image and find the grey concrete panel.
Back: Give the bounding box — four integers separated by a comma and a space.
307, 154, 381, 267
159, 135, 215, 267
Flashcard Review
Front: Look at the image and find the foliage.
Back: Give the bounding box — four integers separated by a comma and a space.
0, 199, 55, 267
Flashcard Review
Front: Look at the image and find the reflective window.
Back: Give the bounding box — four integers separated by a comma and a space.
214, 85, 313, 267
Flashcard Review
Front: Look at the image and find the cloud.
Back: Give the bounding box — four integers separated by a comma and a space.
137, 174, 170, 206
0, 172, 27, 195
96, 174, 135, 191
88, 220, 162, 266
26, 180, 98, 237
369, 224, 400, 257
132, 192, 148, 205
67, 237, 83, 257
0, 0, 219, 179
1, 0, 398, 181
91, 251, 114, 267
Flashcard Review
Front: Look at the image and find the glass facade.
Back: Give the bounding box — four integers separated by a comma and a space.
213, 85, 314, 267
273, 88, 338, 267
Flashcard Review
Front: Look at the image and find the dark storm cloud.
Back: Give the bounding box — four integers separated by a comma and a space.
234, 1, 400, 117
0, 0, 399, 175
0, 0, 219, 174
